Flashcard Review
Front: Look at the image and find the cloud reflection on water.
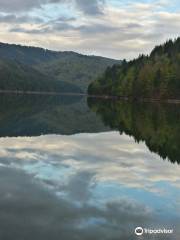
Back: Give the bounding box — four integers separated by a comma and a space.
0, 132, 179, 239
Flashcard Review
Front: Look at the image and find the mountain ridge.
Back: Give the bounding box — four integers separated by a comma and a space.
0, 42, 120, 93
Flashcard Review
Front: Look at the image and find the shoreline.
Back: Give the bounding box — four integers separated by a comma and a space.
0, 90, 86, 97
87, 94, 180, 104
0, 90, 180, 104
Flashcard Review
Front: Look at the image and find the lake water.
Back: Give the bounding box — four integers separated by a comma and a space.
0, 94, 179, 240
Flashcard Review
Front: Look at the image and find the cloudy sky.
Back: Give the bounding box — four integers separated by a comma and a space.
0, 0, 180, 59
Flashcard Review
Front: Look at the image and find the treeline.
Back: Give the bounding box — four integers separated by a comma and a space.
88, 38, 180, 99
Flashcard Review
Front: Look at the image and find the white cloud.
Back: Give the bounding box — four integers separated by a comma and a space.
0, 0, 179, 59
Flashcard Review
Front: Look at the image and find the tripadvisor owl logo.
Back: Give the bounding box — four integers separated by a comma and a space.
135, 227, 143, 236
134, 226, 174, 236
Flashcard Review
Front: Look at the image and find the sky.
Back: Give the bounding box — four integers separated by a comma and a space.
0, 0, 180, 59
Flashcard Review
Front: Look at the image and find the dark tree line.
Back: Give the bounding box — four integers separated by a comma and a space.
88, 38, 180, 99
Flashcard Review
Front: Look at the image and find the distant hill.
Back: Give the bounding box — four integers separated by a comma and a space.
0, 59, 81, 93
0, 43, 60, 65
0, 42, 119, 93
88, 38, 180, 99
37, 54, 119, 92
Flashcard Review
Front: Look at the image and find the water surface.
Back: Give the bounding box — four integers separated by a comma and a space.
0, 94, 179, 240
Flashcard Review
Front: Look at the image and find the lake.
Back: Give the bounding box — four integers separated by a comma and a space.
0, 94, 179, 240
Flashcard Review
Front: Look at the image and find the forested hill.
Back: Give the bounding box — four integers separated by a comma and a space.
0, 42, 119, 93
0, 59, 81, 93
0, 42, 60, 65
88, 38, 180, 99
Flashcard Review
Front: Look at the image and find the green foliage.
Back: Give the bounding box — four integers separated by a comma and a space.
37, 54, 118, 92
88, 98, 180, 164
0, 60, 81, 93
0, 42, 119, 92
88, 38, 180, 99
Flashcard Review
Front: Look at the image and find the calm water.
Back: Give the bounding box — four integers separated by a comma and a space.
0, 94, 179, 240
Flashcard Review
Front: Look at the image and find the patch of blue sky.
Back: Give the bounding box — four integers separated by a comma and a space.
110, 0, 152, 6
169, 0, 180, 11
90, 181, 180, 219
29, 2, 76, 22
109, 0, 157, 7
109, 0, 180, 12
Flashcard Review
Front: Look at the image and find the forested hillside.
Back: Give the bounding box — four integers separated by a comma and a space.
0, 60, 81, 93
38, 54, 118, 92
0, 42, 119, 92
88, 38, 180, 99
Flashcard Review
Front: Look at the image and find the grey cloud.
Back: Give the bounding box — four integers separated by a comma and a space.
0, 0, 105, 15
48, 17, 77, 31
9, 27, 48, 34
0, 14, 44, 23
8, 14, 77, 34
78, 23, 118, 35
0, 0, 64, 12
125, 23, 143, 29
9, 23, 75, 34
9, 20, 117, 36
0, 14, 19, 23
0, 0, 44, 12
56, 16, 76, 22
75, 0, 105, 15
